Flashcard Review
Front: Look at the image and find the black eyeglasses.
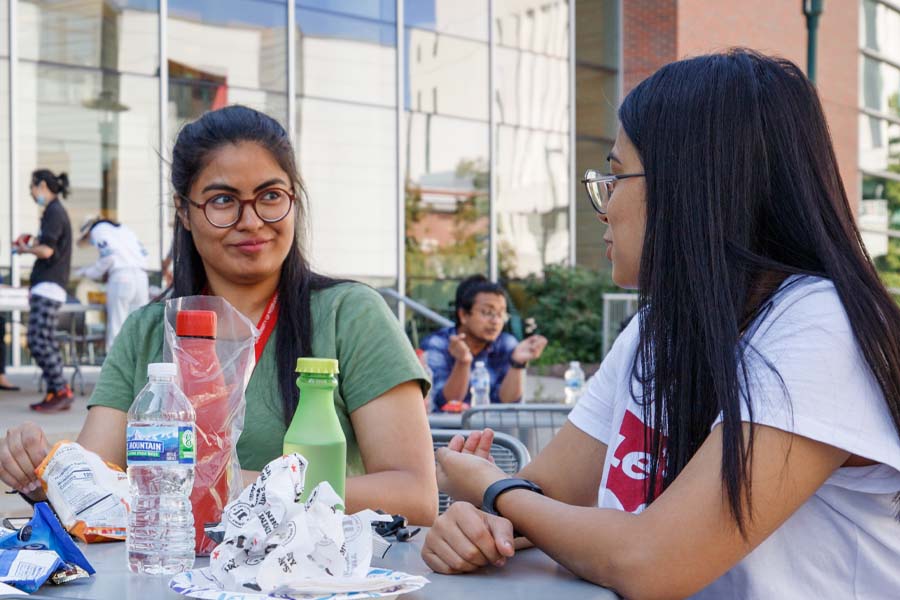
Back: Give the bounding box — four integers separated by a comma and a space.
581, 169, 645, 215
179, 187, 295, 228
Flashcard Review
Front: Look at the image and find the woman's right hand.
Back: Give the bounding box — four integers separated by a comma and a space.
0, 422, 50, 500
421, 501, 516, 574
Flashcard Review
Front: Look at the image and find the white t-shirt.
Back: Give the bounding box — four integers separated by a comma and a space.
77, 222, 148, 280
569, 276, 900, 599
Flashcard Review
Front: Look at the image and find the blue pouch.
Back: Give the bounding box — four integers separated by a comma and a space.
0, 502, 94, 574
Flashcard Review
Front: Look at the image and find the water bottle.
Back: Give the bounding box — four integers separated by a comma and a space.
283, 358, 346, 504
564, 360, 586, 404
470, 361, 491, 407
126, 362, 196, 575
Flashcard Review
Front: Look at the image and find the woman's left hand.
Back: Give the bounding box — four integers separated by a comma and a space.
436, 446, 509, 507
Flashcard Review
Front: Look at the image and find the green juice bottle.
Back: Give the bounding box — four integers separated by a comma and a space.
283, 358, 346, 504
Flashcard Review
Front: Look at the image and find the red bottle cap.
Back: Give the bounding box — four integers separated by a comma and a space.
176, 310, 217, 338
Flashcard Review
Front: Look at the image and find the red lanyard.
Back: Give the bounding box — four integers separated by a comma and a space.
255, 292, 279, 363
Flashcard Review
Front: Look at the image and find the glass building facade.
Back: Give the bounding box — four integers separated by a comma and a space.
859, 0, 900, 292
2, 0, 620, 363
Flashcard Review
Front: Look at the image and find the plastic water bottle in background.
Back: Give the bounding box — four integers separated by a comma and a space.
127, 362, 196, 575
470, 361, 491, 407
564, 361, 586, 404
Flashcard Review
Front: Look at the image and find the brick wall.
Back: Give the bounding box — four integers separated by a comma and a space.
622, 0, 678, 95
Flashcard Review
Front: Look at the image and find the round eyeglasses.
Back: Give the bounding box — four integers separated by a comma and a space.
179, 187, 295, 228
581, 169, 645, 214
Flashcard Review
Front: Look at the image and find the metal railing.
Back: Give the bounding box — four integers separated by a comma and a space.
378, 288, 453, 348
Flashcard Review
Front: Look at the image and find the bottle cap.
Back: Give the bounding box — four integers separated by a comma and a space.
570, 361, 580, 367
148, 362, 177, 378
176, 310, 217, 338
475, 360, 486, 368
295, 357, 339, 375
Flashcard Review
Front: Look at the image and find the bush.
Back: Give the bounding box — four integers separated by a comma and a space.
517, 265, 620, 365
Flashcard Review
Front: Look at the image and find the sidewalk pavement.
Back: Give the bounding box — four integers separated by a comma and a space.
0, 368, 99, 518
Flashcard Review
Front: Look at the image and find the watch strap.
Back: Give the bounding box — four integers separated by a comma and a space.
482, 478, 543, 516
509, 357, 528, 369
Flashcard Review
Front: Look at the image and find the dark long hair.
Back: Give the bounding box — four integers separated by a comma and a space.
619, 49, 900, 532
170, 105, 343, 425
31, 169, 70, 199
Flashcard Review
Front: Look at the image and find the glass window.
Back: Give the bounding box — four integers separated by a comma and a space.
495, 47, 569, 132
0, 59, 8, 272
495, 126, 569, 278
297, 98, 397, 283
405, 0, 488, 41
860, 55, 900, 117
17, 63, 161, 273
861, 174, 900, 290
168, 0, 287, 91
297, 8, 396, 107
405, 112, 489, 293
861, 0, 900, 60
859, 114, 900, 174
19, 0, 159, 75
0, 0, 7, 56
405, 28, 488, 120
298, 0, 394, 23
493, 0, 569, 59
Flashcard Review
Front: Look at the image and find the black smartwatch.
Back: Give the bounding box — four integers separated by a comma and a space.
482, 478, 543, 516
509, 357, 528, 370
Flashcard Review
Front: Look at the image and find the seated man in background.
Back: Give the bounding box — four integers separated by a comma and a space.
421, 275, 547, 411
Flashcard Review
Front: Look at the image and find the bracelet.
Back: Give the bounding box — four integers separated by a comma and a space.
482, 478, 543, 517
509, 357, 528, 370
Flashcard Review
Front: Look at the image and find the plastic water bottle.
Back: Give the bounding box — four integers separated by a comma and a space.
284, 358, 346, 504
127, 362, 196, 575
470, 361, 491, 407
564, 361, 586, 404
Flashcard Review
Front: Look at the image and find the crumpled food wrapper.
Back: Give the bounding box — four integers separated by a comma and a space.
207, 454, 398, 594
35, 441, 129, 542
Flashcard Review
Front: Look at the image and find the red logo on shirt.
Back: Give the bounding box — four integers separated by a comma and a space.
605, 409, 667, 513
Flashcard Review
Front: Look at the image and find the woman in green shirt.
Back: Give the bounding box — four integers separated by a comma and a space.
0, 106, 438, 525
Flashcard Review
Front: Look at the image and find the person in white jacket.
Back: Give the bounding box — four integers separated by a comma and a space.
76, 217, 149, 349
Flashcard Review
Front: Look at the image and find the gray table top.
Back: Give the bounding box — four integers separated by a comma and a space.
33, 532, 618, 599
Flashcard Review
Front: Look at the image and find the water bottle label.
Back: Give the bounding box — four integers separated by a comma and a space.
565, 380, 581, 389
126, 425, 195, 466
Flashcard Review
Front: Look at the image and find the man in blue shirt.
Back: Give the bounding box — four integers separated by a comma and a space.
421, 275, 547, 411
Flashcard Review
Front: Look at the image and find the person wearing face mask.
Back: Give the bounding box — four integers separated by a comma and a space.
13, 170, 73, 412
420, 275, 548, 411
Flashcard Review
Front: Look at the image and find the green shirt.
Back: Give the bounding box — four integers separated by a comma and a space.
88, 283, 428, 475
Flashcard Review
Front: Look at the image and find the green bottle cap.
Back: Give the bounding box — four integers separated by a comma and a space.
295, 357, 339, 375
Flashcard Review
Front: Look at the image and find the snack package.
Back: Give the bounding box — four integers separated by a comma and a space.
0, 549, 63, 593
0, 503, 95, 592
35, 441, 130, 542
164, 295, 258, 555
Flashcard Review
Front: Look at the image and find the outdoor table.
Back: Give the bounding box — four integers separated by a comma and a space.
31, 530, 620, 599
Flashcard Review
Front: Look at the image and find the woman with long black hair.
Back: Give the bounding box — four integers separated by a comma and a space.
0, 106, 438, 525
421, 49, 900, 598
15, 170, 73, 412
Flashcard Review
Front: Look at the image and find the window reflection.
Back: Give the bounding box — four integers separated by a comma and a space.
17, 64, 160, 270
297, 8, 396, 106
19, 0, 159, 75
405, 113, 489, 286
298, 0, 395, 23
405, 0, 488, 41
0, 59, 8, 270
297, 98, 397, 282
405, 27, 488, 120
167, 0, 289, 137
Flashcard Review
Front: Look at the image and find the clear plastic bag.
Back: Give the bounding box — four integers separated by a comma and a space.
164, 295, 259, 556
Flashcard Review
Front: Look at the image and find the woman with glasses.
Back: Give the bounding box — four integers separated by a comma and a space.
421, 49, 900, 598
0, 106, 438, 526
